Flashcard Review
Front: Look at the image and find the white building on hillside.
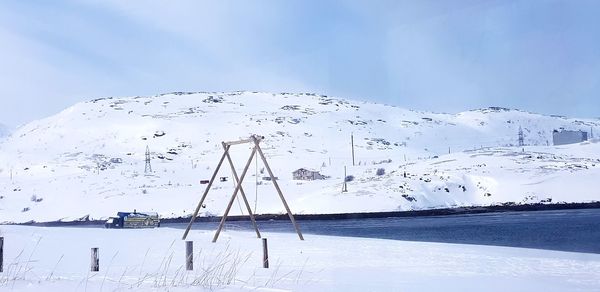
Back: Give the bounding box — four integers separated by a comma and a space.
553, 129, 588, 145
292, 168, 326, 180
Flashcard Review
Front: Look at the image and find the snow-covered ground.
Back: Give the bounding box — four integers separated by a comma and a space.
1, 225, 599, 291
0, 91, 599, 222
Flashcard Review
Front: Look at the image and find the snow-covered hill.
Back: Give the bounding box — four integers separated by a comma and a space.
0, 91, 599, 223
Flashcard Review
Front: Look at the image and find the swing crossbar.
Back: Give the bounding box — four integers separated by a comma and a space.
223, 135, 264, 146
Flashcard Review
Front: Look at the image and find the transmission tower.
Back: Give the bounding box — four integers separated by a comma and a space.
518, 126, 524, 147
145, 145, 152, 173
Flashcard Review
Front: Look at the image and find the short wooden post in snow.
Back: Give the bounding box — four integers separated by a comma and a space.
185, 241, 193, 271
262, 238, 269, 269
91, 247, 99, 272
0, 237, 4, 273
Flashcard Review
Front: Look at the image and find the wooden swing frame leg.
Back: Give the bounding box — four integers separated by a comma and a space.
253, 137, 304, 240
182, 145, 230, 240
212, 147, 257, 242
222, 142, 261, 239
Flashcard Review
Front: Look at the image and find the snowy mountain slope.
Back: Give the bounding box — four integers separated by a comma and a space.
0, 91, 599, 222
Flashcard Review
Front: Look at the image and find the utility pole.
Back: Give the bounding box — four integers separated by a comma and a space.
351, 133, 355, 166
145, 145, 152, 173
518, 126, 525, 147
342, 166, 348, 193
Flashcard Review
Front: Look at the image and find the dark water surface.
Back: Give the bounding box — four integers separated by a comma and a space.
166, 208, 600, 254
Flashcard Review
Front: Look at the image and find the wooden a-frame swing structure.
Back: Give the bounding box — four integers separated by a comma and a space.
182, 135, 304, 242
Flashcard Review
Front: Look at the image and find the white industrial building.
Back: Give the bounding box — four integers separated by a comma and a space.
552, 129, 588, 146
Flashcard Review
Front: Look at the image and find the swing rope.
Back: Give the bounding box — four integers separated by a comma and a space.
254, 150, 259, 214
232, 145, 259, 216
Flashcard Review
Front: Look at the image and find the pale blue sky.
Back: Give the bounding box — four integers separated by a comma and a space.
0, 0, 599, 127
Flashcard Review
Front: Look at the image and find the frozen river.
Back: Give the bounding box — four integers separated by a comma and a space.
167, 208, 600, 254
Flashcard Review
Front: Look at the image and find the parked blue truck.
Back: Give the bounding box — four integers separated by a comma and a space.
104, 210, 160, 228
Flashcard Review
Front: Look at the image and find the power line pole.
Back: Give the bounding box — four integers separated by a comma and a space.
351, 133, 355, 166
518, 126, 525, 147
342, 166, 348, 193
145, 145, 152, 173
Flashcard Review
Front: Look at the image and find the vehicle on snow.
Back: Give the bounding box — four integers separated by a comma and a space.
104, 210, 160, 228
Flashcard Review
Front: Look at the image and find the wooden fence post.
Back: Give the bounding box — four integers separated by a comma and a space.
262, 238, 269, 268
91, 247, 99, 272
186, 241, 193, 271
0, 237, 3, 273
